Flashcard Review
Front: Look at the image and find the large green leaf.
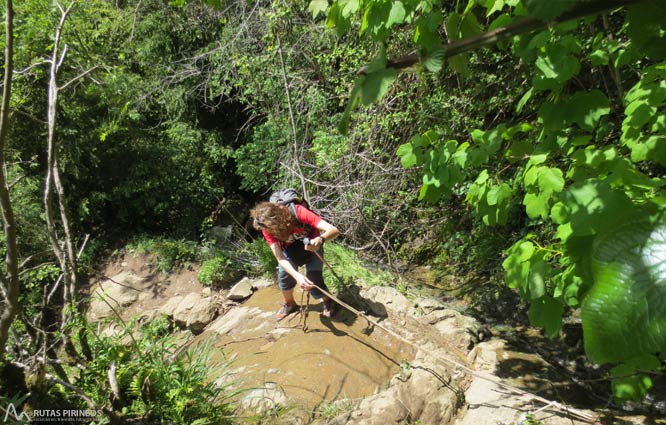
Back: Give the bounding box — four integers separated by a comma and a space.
534, 44, 580, 90
528, 296, 564, 338
626, 0, 666, 60
582, 214, 666, 363
360, 68, 398, 105
561, 180, 634, 236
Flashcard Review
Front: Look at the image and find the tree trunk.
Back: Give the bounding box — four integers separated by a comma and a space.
43, 1, 77, 311
0, 0, 20, 364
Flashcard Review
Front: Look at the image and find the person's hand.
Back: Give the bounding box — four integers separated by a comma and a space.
304, 236, 323, 252
296, 273, 315, 291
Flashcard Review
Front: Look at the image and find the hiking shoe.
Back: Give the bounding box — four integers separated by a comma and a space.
322, 298, 338, 318
276, 302, 299, 321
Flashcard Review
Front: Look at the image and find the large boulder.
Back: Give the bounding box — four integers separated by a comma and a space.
359, 286, 411, 317
173, 293, 217, 333
343, 349, 459, 425
159, 295, 184, 318
227, 277, 254, 300
88, 272, 144, 320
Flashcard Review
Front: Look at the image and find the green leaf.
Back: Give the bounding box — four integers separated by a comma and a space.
523, 0, 576, 21
537, 167, 565, 195
538, 101, 569, 132
309, 0, 329, 18
338, 76, 364, 134
361, 68, 398, 105
535, 47, 580, 84
339, 0, 360, 17
582, 213, 666, 363
486, 0, 506, 16
414, 12, 443, 51
506, 139, 533, 162
364, 47, 389, 74
553, 264, 582, 306
528, 296, 564, 338
387, 1, 406, 28
589, 49, 609, 66
528, 253, 548, 299
524, 192, 549, 219
563, 180, 635, 236
362, 0, 392, 39
626, 1, 666, 60
488, 13, 513, 31
423, 48, 445, 73
550, 201, 570, 225
327, 4, 352, 35
523, 165, 539, 187
448, 54, 470, 76
569, 90, 610, 131
611, 355, 661, 401
516, 87, 533, 113
397, 143, 418, 168
503, 240, 535, 293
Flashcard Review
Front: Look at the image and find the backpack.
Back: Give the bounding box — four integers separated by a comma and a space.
269, 188, 314, 235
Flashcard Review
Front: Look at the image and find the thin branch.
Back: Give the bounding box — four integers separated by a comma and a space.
275, 29, 309, 201
13, 59, 48, 75
361, 0, 639, 74
59, 65, 99, 90
56, 44, 68, 70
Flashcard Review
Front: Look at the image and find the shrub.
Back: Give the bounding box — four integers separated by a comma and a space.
197, 256, 238, 286
129, 236, 198, 272
246, 239, 277, 276
78, 316, 236, 424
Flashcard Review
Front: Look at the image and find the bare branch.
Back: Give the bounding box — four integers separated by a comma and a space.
56, 44, 68, 70
59, 65, 99, 90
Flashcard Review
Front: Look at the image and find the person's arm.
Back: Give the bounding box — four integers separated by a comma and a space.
269, 242, 314, 290
305, 220, 340, 251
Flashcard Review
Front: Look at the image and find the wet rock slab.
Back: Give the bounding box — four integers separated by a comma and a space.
194, 286, 416, 419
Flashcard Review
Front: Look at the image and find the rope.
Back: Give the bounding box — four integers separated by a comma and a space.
298, 291, 310, 332
309, 251, 599, 424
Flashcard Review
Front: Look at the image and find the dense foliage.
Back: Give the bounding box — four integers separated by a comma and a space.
319, 0, 666, 402
0, 0, 664, 420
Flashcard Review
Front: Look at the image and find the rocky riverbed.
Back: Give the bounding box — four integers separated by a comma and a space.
87, 253, 655, 424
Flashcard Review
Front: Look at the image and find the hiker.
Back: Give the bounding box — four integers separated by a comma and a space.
250, 199, 340, 320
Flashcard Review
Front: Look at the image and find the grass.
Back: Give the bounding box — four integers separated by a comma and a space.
315, 397, 356, 422
127, 235, 199, 272
323, 243, 396, 289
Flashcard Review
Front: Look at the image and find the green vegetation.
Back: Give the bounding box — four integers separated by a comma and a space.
0, 0, 664, 420
197, 256, 236, 286
322, 0, 666, 402
324, 242, 397, 289
77, 316, 236, 424
129, 236, 199, 272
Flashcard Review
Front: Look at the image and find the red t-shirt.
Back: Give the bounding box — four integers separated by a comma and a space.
262, 204, 322, 247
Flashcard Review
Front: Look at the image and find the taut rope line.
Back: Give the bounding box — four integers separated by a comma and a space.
308, 249, 598, 424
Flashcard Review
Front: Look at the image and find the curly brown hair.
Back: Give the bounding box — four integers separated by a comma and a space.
249, 202, 296, 241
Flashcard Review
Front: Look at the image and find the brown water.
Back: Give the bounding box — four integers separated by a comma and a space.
198, 287, 414, 414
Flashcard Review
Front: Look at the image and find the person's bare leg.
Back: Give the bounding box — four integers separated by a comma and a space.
282, 289, 295, 305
